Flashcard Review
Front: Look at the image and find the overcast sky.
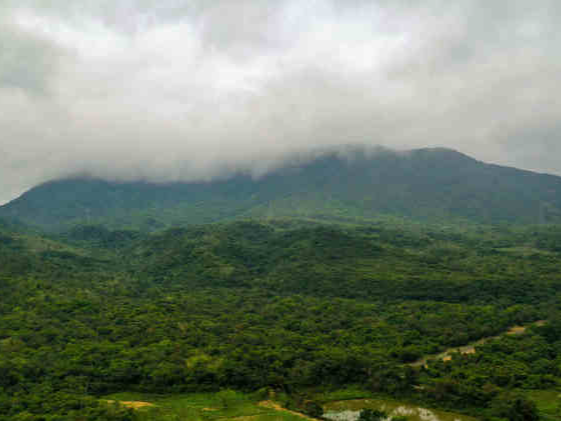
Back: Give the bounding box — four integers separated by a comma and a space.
1, 0, 560, 203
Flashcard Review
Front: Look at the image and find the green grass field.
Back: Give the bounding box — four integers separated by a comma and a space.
312, 386, 374, 403
102, 391, 306, 421
527, 390, 561, 421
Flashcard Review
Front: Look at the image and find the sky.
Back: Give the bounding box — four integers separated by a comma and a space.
1, 0, 561, 203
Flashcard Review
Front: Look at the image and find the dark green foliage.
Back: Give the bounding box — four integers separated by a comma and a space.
302, 400, 324, 418
489, 393, 540, 421
64, 225, 145, 249
4, 147, 561, 232
359, 409, 388, 421
124, 220, 561, 308
0, 218, 559, 419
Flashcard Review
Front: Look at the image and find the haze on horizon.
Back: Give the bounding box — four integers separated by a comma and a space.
1, 0, 560, 204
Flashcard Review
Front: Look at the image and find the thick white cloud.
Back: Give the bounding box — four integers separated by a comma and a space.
1, 0, 561, 203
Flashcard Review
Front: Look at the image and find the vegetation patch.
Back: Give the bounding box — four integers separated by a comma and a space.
1, 219, 561, 420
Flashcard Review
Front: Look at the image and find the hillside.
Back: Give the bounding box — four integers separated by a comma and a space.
124, 220, 561, 304
3, 147, 561, 231
1, 218, 561, 420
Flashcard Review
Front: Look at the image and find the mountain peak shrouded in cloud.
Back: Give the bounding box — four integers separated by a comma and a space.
1, 0, 561, 203
3, 146, 561, 231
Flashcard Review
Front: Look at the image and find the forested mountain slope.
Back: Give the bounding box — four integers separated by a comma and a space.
3, 147, 561, 231
123, 220, 561, 303
2, 219, 561, 420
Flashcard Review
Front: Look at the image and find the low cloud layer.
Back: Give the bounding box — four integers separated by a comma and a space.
1, 0, 561, 203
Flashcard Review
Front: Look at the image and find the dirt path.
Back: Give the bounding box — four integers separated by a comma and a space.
228, 416, 262, 421
258, 400, 319, 420
410, 320, 547, 367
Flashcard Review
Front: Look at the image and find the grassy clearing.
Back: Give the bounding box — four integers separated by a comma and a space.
313, 386, 374, 403
102, 391, 304, 421
527, 390, 561, 421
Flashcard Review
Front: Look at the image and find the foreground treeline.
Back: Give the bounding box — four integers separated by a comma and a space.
1, 219, 561, 420
417, 320, 561, 417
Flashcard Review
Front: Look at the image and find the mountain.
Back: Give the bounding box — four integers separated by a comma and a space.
2, 147, 561, 231
1, 201, 561, 420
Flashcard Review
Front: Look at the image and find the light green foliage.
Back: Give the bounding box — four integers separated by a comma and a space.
526, 390, 561, 421
216, 389, 240, 409
104, 392, 303, 421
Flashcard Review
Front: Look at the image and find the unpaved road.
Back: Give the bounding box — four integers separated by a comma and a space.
410, 320, 546, 367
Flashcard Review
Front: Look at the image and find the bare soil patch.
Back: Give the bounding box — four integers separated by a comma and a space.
105, 400, 154, 409
506, 326, 526, 335
259, 400, 318, 420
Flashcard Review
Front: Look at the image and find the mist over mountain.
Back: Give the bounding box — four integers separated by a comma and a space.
2, 147, 561, 231
2, 1, 561, 205
3, 3, 561, 419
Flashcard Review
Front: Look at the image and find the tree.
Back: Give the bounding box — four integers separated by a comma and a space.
216, 389, 239, 409
302, 400, 323, 418
359, 409, 388, 421
490, 393, 539, 421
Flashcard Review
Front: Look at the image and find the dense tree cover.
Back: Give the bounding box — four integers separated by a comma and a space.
0, 219, 560, 420
126, 220, 561, 307
4, 147, 561, 232
414, 312, 561, 416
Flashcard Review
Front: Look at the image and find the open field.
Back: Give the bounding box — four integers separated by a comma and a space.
103, 392, 309, 421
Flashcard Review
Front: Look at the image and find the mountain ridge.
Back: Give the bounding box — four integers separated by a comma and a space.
2, 146, 561, 231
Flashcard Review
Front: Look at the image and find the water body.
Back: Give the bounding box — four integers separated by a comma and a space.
323, 399, 476, 421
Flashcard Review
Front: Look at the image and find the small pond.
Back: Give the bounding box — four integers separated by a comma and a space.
323, 399, 477, 421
